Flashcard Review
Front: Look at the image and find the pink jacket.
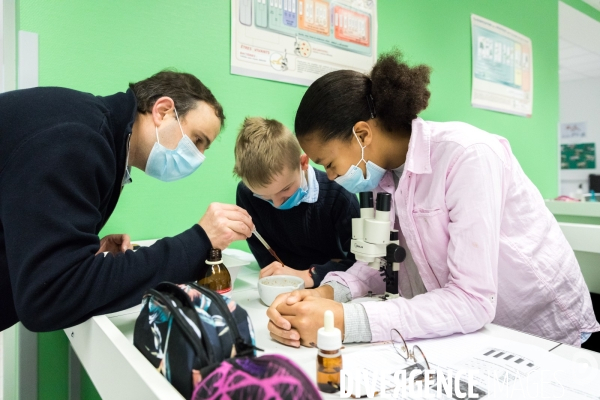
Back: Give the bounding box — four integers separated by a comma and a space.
323, 118, 599, 346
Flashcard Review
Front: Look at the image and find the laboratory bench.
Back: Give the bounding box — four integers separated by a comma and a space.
63, 243, 600, 400
545, 199, 600, 220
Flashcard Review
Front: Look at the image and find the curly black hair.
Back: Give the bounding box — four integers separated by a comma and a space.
294, 49, 431, 142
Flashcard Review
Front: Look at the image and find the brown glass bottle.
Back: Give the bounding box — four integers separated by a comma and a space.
317, 349, 342, 393
317, 310, 342, 393
198, 248, 231, 294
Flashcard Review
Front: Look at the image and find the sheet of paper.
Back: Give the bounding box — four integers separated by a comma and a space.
342, 342, 403, 398
342, 332, 600, 399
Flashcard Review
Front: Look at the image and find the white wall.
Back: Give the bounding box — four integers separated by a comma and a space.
559, 2, 600, 196
1, 0, 16, 93
560, 77, 600, 195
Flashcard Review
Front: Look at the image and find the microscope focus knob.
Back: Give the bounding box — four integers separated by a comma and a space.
386, 243, 406, 263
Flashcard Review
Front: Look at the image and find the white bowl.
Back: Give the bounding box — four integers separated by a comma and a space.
257, 275, 305, 306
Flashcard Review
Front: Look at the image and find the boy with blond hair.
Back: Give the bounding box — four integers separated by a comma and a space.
234, 117, 358, 288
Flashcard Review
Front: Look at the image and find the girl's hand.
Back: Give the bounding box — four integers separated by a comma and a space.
266, 285, 336, 347
276, 295, 344, 347
259, 262, 314, 288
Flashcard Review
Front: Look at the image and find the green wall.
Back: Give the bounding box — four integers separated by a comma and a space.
17, 0, 306, 248
14, 0, 577, 399
380, 1, 559, 197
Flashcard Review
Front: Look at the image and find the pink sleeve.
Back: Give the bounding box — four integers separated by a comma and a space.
363, 144, 507, 342
321, 261, 386, 298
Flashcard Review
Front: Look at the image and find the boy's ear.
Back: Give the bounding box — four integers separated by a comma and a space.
300, 154, 309, 170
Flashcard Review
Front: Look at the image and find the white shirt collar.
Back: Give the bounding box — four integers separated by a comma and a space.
301, 165, 319, 204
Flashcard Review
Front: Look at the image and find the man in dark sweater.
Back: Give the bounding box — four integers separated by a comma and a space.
0, 71, 254, 332
234, 117, 359, 288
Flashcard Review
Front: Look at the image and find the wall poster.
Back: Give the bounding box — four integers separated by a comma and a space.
560, 122, 587, 142
231, 0, 377, 86
471, 14, 533, 117
561, 143, 596, 170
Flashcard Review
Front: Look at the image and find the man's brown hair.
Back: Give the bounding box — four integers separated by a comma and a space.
233, 117, 301, 188
129, 70, 225, 126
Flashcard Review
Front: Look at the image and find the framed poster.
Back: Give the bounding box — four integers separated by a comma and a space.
471, 14, 533, 117
231, 0, 377, 86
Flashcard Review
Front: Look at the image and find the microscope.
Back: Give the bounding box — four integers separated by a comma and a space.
350, 192, 406, 295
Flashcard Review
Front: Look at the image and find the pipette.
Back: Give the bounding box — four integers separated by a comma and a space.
252, 228, 285, 266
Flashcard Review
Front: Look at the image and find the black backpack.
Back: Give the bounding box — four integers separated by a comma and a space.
133, 282, 258, 398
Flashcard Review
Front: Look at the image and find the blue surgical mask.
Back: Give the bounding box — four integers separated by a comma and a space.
254, 169, 308, 210
145, 108, 205, 182
334, 128, 386, 193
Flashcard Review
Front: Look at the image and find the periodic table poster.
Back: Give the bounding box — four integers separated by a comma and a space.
231, 0, 377, 86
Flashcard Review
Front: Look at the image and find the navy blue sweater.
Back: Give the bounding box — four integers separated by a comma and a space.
236, 169, 359, 286
0, 87, 212, 332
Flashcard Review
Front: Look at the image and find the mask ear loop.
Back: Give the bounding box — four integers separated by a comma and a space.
173, 107, 185, 139
155, 126, 160, 145
352, 127, 367, 167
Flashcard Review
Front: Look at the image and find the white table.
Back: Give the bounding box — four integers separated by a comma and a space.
549, 341, 600, 367
65, 251, 599, 399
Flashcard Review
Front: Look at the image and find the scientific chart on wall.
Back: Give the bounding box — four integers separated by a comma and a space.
471, 14, 533, 117
231, 0, 377, 86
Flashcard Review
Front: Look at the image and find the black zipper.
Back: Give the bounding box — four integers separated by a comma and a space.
148, 288, 214, 365
190, 283, 259, 356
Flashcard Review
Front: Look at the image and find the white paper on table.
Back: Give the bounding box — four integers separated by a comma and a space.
342, 342, 402, 398
342, 332, 600, 399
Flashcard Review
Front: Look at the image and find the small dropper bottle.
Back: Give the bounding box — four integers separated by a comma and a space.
316, 310, 343, 393
198, 248, 232, 294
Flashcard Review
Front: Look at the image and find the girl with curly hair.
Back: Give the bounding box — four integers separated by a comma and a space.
266, 49, 599, 348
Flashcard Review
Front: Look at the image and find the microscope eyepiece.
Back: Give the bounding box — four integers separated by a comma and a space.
359, 192, 373, 208
376, 192, 392, 212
